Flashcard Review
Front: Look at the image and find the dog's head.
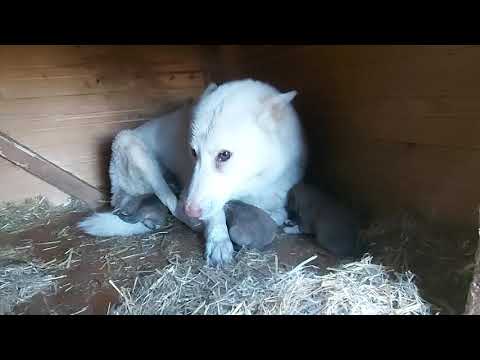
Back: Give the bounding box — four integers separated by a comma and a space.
184, 79, 298, 220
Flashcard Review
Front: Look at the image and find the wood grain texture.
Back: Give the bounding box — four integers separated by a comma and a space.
214, 45, 480, 227
0, 158, 69, 205
0, 45, 214, 204
0, 132, 105, 208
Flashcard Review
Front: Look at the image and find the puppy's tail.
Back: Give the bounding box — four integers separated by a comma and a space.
77, 212, 150, 237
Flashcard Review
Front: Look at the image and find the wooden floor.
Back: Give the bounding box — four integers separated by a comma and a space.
0, 207, 476, 315
1, 212, 336, 315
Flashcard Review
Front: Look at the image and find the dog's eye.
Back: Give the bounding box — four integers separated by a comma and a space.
191, 148, 197, 159
216, 150, 232, 162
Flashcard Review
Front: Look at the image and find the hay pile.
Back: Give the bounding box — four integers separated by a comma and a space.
108, 251, 432, 315
0, 259, 58, 314
0, 196, 87, 234
0, 196, 88, 314
0, 197, 439, 315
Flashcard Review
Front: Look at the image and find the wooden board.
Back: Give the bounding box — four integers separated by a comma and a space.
0, 45, 214, 204
214, 45, 480, 227
216, 45, 480, 149
0, 132, 105, 208
317, 137, 480, 227
465, 209, 480, 314
0, 158, 69, 205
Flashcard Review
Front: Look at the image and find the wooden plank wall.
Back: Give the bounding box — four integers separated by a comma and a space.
213, 45, 480, 228
0, 45, 215, 205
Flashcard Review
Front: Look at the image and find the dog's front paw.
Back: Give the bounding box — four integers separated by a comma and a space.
282, 224, 302, 234
284, 218, 297, 227
205, 238, 234, 267
269, 208, 288, 226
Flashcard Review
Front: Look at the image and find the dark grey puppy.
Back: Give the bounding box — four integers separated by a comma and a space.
224, 201, 279, 251
115, 194, 278, 250
287, 183, 363, 258
113, 170, 204, 232
115, 193, 170, 230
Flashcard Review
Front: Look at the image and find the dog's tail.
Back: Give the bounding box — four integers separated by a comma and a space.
77, 212, 150, 237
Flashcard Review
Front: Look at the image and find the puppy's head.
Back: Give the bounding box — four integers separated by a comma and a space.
184, 79, 297, 220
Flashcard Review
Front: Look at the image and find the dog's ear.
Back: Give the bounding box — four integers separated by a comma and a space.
258, 90, 297, 129
192, 83, 218, 109
202, 83, 218, 98
264, 90, 297, 116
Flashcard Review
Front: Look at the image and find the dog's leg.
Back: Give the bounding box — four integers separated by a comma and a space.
135, 160, 178, 215
150, 174, 178, 215
282, 225, 302, 234
204, 210, 234, 267
127, 148, 178, 215
268, 206, 305, 234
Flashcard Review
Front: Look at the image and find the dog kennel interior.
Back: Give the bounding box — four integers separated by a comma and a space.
0, 45, 478, 315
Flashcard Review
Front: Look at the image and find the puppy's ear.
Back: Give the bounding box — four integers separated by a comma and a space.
257, 90, 298, 130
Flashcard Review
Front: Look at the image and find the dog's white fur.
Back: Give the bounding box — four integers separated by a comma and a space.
187, 79, 307, 265
78, 103, 197, 236
78, 79, 307, 266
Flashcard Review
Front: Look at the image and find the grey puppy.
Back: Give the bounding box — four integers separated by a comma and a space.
287, 183, 362, 258
115, 192, 203, 232
114, 171, 204, 232
114, 194, 170, 230
224, 201, 278, 251
116, 195, 278, 250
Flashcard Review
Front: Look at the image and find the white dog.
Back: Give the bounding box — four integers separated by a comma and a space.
184, 79, 307, 265
78, 101, 200, 237
78, 79, 307, 266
